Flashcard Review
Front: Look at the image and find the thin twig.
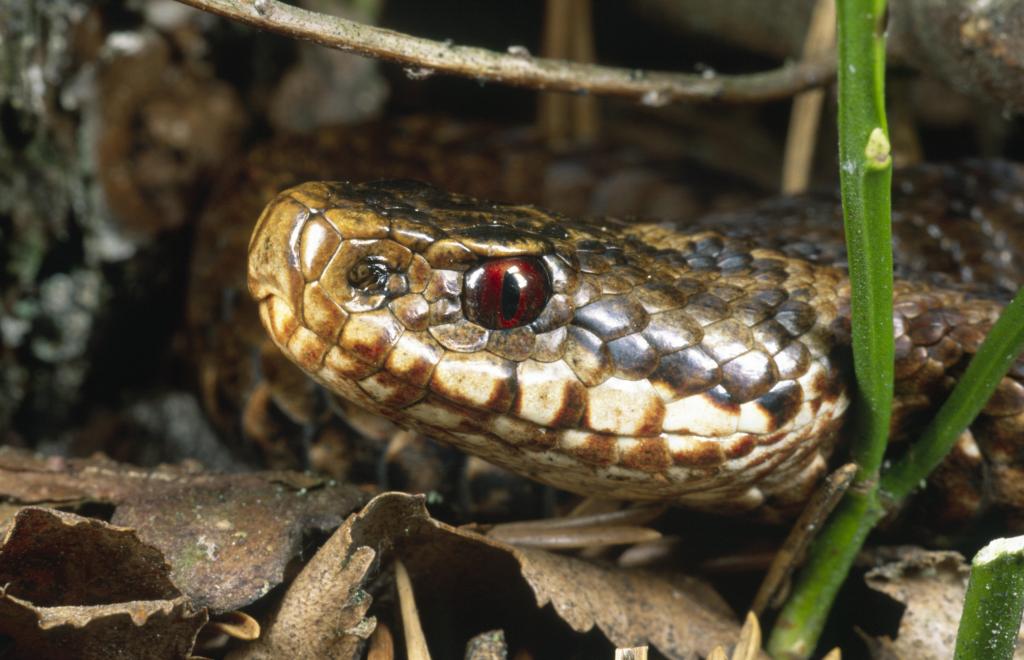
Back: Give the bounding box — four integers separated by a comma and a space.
750, 463, 856, 616
394, 559, 431, 660
173, 0, 835, 104
539, 0, 572, 142
367, 622, 395, 660
781, 0, 837, 193
733, 612, 763, 660
569, 0, 599, 141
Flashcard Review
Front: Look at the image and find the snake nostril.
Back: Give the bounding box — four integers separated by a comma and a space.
347, 257, 391, 293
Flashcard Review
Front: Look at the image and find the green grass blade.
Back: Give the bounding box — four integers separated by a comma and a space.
954, 536, 1024, 660
836, 0, 893, 483
767, 1, 892, 656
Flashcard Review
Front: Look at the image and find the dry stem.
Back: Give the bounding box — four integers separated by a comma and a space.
781, 0, 837, 193
173, 0, 835, 104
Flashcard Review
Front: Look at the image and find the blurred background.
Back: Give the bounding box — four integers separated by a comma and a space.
2, 0, 1023, 505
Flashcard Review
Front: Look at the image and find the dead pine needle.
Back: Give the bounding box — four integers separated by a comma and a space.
367, 621, 395, 660
394, 559, 431, 660
782, 0, 837, 194
751, 463, 857, 615
732, 612, 763, 660
705, 612, 762, 660
707, 648, 729, 660
485, 503, 665, 549
538, 0, 599, 145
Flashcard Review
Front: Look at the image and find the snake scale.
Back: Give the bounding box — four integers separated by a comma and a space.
246, 160, 1024, 520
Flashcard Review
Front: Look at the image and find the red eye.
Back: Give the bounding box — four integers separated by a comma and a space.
464, 258, 551, 329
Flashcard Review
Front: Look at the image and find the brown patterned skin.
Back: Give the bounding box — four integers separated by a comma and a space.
247, 176, 1024, 520
694, 160, 1024, 295
692, 161, 1024, 526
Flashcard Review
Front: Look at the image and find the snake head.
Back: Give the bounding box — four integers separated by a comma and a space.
248, 180, 587, 411
249, 180, 848, 514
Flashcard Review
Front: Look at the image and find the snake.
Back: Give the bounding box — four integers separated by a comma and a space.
188, 117, 755, 473
246, 163, 1024, 521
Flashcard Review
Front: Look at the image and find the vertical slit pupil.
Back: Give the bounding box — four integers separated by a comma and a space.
501, 269, 521, 323
464, 257, 549, 330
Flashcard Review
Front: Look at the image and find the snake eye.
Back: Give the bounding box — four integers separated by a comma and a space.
463, 257, 551, 329
348, 257, 390, 293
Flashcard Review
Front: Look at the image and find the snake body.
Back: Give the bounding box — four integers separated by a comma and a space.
248, 174, 1024, 518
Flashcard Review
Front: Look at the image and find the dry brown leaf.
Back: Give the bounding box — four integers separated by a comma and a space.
110, 472, 366, 612
0, 447, 367, 612
229, 510, 378, 659
235, 492, 743, 659
0, 507, 179, 604
514, 541, 736, 654
0, 507, 207, 660
863, 546, 1024, 660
